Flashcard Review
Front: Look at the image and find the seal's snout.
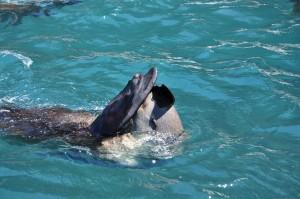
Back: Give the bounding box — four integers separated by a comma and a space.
133, 73, 141, 79
90, 67, 158, 140
146, 67, 157, 84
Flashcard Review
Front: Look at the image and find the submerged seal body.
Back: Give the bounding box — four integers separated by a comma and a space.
0, 67, 185, 164
0, 0, 80, 25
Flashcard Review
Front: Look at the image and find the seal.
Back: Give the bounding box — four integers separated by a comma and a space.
292, 0, 300, 13
0, 67, 185, 163
0, 0, 81, 25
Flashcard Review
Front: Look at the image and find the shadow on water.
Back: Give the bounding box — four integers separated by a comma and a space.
0, 0, 81, 26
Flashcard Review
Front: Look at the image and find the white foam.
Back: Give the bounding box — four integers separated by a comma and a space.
185, 0, 239, 6
0, 50, 33, 68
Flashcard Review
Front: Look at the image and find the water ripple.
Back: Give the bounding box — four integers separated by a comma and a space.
209, 40, 290, 55
0, 50, 33, 68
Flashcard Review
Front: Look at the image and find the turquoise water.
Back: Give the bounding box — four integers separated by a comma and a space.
1, 0, 300, 198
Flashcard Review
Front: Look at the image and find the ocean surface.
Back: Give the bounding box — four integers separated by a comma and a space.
0, 0, 300, 198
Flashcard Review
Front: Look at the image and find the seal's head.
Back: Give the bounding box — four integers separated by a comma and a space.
132, 84, 183, 137
90, 67, 183, 141
90, 67, 157, 139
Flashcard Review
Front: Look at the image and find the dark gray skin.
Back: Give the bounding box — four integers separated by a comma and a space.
0, 106, 97, 146
90, 67, 158, 140
0, 0, 80, 25
0, 68, 184, 160
293, 0, 300, 12
290, 0, 300, 13
0, 92, 184, 147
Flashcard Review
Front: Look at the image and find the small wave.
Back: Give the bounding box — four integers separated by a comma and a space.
0, 0, 33, 5
0, 50, 33, 68
259, 68, 300, 78
209, 40, 289, 55
185, 0, 240, 6
0, 96, 18, 104
274, 89, 300, 107
262, 29, 285, 35
0, 0, 72, 5
0, 95, 30, 105
280, 43, 300, 49
256, 43, 288, 55
215, 177, 248, 189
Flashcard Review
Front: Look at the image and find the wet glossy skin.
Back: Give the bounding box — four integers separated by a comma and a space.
0, 89, 184, 150
0, 106, 96, 145
90, 67, 157, 139
132, 92, 184, 137
0, 3, 39, 24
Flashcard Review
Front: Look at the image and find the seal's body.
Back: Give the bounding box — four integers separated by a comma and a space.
293, 0, 300, 12
0, 0, 80, 25
0, 106, 95, 145
0, 92, 184, 146
0, 68, 185, 164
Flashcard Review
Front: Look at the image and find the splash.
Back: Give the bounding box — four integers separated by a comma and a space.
0, 50, 33, 68
97, 130, 185, 167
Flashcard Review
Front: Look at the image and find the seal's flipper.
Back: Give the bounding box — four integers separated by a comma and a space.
90, 67, 157, 140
